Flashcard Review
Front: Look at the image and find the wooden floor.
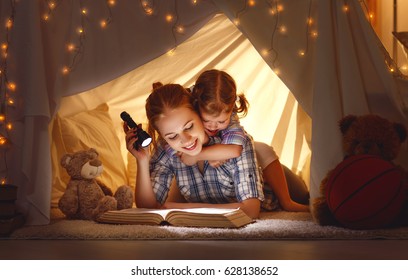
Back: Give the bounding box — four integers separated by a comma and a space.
1, 240, 408, 260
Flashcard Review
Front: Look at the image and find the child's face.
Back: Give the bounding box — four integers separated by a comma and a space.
200, 111, 231, 136
156, 107, 209, 156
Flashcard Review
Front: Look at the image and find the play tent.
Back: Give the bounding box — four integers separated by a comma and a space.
1, 0, 407, 225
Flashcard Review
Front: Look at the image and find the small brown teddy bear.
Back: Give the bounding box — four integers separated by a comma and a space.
58, 148, 134, 220
312, 114, 408, 227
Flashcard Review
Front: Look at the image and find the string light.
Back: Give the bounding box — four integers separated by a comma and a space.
0, 0, 17, 185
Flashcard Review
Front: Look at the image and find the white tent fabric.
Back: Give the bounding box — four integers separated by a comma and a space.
1, 0, 407, 225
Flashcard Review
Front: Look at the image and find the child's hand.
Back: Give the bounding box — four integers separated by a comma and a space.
178, 152, 198, 166
208, 160, 227, 168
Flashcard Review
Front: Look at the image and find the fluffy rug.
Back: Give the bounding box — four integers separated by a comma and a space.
7, 210, 408, 240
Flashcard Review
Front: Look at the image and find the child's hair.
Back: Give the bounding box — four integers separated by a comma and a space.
191, 69, 249, 117
145, 82, 195, 150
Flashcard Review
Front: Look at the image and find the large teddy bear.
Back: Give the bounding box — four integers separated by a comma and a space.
58, 148, 134, 220
312, 114, 408, 228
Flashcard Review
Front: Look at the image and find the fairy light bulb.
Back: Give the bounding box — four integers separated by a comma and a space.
7, 82, 16, 91
165, 14, 174, 22
248, 0, 256, 7
0, 135, 7, 146
81, 8, 88, 15
0, 114, 5, 122
62, 66, 70, 75
100, 20, 108, 28
176, 25, 184, 34
279, 26, 287, 34
298, 50, 306, 57
261, 49, 269, 57
6, 123, 12, 130
108, 0, 116, 6
67, 43, 75, 52
343, 5, 349, 12
6, 19, 13, 29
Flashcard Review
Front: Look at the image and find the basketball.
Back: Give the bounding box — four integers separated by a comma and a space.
325, 154, 405, 229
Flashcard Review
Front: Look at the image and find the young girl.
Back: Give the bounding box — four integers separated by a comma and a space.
182, 69, 309, 212
124, 82, 264, 218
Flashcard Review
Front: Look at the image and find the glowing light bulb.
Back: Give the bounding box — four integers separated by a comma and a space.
165, 14, 174, 22
77, 27, 84, 34
6, 19, 13, 29
108, 0, 116, 6
233, 18, 240, 25
176, 25, 184, 33
67, 43, 76, 52
248, 0, 256, 7
62, 66, 70, 75
167, 48, 176, 56
0, 178, 6, 185
43, 14, 50, 21
100, 20, 107, 28
261, 49, 269, 56
81, 8, 88, 15
7, 82, 16, 91
145, 8, 153, 15
279, 26, 287, 34
298, 50, 305, 57
0, 136, 7, 146
7, 98, 14, 106
0, 114, 5, 122
343, 5, 349, 12
6, 123, 12, 130
1, 43, 7, 50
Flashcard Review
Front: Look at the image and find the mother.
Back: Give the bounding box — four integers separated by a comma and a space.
124, 82, 265, 218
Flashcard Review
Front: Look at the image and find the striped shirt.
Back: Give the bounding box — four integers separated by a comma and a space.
150, 135, 264, 205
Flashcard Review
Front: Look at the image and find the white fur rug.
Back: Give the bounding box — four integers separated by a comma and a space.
7, 210, 408, 240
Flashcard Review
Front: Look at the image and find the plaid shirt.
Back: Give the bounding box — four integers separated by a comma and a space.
219, 113, 246, 146
150, 135, 265, 205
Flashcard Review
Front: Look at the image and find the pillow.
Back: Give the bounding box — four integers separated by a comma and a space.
51, 103, 129, 207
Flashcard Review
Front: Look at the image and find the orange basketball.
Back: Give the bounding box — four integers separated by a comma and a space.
325, 155, 405, 229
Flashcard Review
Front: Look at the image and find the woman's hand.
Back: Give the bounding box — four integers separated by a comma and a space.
123, 122, 150, 161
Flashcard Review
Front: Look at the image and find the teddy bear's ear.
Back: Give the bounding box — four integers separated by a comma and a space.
394, 123, 407, 143
339, 115, 357, 135
89, 148, 98, 156
61, 154, 72, 168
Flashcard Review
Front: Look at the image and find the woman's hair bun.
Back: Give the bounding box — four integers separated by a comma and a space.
152, 82, 163, 90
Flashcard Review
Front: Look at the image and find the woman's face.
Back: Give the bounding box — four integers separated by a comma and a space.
156, 107, 209, 156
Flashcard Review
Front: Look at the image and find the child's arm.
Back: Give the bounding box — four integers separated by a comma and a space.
179, 144, 242, 166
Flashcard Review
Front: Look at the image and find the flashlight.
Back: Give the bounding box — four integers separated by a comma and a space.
120, 111, 152, 149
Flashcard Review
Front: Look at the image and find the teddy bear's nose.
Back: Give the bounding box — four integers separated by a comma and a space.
89, 159, 102, 167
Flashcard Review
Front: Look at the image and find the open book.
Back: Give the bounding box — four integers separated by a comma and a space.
97, 207, 253, 228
